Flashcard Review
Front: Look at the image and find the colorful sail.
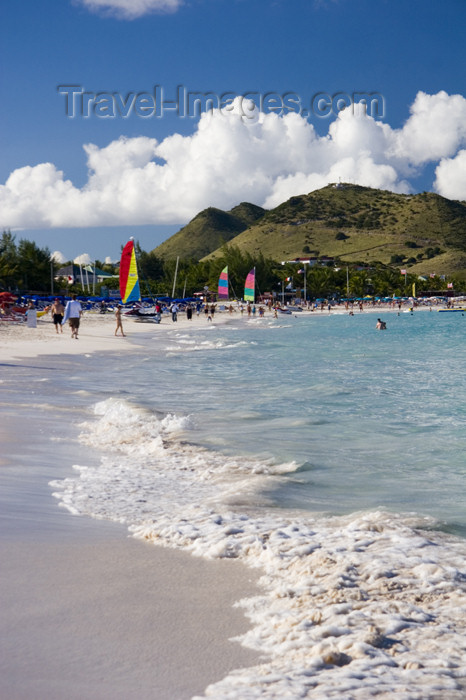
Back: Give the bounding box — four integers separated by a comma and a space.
218, 266, 229, 300
119, 239, 141, 304
244, 267, 255, 302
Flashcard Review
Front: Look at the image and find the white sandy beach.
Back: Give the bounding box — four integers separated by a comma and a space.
0, 308, 218, 362
0, 310, 261, 700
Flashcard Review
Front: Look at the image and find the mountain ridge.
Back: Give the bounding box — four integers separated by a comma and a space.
152, 184, 466, 278
152, 202, 265, 261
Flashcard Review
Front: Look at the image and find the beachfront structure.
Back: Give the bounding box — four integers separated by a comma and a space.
282, 256, 336, 267
55, 264, 115, 286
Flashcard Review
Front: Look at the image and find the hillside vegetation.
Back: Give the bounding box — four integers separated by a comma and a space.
206, 185, 466, 277
152, 184, 466, 278
152, 202, 265, 261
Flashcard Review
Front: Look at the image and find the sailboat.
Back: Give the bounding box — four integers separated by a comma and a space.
218, 266, 229, 301
119, 239, 141, 304
119, 239, 160, 321
244, 268, 255, 303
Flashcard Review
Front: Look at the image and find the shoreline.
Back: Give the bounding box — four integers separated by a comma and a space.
0, 308, 233, 362
0, 301, 433, 363
0, 311, 262, 700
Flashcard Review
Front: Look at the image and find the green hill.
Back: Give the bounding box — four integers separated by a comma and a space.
202, 184, 466, 278
152, 202, 265, 261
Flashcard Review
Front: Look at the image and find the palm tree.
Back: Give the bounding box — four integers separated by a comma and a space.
372, 268, 399, 297
349, 270, 369, 298
308, 267, 334, 298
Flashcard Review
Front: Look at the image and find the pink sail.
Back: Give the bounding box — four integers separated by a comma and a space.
218, 266, 229, 300
244, 268, 255, 302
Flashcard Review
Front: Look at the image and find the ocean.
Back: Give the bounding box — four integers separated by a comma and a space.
3, 308, 466, 698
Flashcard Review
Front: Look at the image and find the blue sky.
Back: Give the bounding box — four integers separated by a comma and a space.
1, 0, 466, 262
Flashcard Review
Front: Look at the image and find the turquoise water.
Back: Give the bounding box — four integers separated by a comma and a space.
130, 310, 466, 534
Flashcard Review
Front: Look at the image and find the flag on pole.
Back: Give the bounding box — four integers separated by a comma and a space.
400, 269, 407, 275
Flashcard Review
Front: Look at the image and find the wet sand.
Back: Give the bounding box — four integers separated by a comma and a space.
0, 312, 261, 700
0, 534, 260, 700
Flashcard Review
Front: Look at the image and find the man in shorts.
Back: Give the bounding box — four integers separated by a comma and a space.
62, 294, 83, 339
51, 298, 65, 334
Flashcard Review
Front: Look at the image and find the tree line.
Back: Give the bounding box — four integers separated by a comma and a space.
1, 230, 464, 298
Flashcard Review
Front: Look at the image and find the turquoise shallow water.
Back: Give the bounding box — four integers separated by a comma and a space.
2, 309, 465, 536
129, 310, 466, 534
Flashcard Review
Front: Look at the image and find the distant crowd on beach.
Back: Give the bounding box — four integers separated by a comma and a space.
2, 293, 463, 342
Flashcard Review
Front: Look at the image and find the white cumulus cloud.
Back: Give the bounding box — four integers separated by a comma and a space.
391, 91, 466, 166
1, 91, 465, 234
434, 150, 466, 201
51, 250, 68, 263
74, 253, 93, 265
76, 0, 183, 19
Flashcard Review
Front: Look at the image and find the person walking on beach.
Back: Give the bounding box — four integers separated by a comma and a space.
170, 303, 178, 322
155, 301, 162, 324
115, 304, 126, 336
51, 298, 64, 334
26, 300, 37, 328
62, 294, 82, 339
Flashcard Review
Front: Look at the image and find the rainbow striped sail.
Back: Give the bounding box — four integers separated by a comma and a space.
218, 266, 229, 300
119, 239, 141, 304
244, 267, 255, 302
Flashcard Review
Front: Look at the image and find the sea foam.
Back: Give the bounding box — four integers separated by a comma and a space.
50, 398, 466, 699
